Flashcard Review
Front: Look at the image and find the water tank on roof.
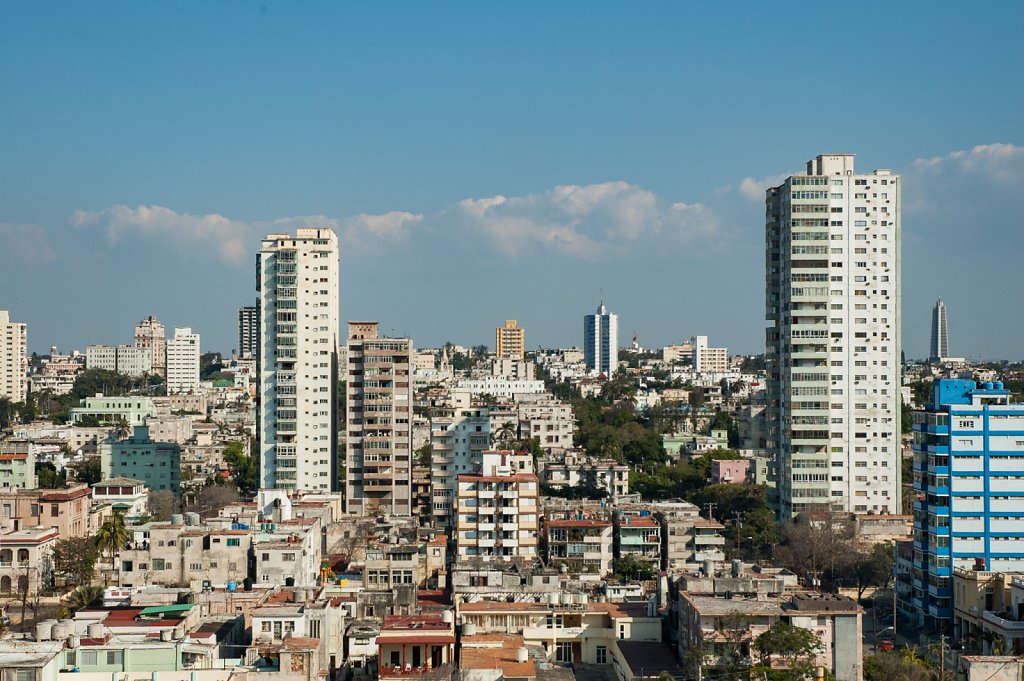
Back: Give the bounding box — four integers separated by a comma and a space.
67, 634, 80, 649
516, 648, 529, 663
53, 621, 72, 640
442, 611, 453, 624
243, 578, 253, 592
35, 621, 54, 642
185, 512, 200, 526
995, 382, 1004, 390
87, 623, 104, 639
171, 514, 184, 525
227, 581, 237, 592
984, 382, 994, 390
547, 593, 559, 606
462, 622, 477, 636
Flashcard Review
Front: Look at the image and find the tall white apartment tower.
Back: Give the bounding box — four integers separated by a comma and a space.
345, 321, 415, 515
583, 301, 618, 375
257, 229, 340, 492
0, 311, 27, 404
166, 328, 201, 394
766, 154, 901, 516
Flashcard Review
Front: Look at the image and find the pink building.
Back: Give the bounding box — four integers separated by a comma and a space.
710, 459, 751, 485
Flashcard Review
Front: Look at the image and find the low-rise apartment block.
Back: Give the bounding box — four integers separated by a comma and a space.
456, 452, 539, 563
100, 425, 181, 495
0, 526, 56, 596
543, 519, 613, 578
677, 592, 862, 681
0, 483, 90, 537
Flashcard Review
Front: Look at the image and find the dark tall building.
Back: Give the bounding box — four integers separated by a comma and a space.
238, 306, 258, 359
929, 299, 949, 361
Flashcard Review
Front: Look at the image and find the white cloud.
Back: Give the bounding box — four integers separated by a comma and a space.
448, 181, 721, 259
909, 143, 1024, 182
72, 205, 254, 265
0, 222, 55, 262
71, 180, 729, 265
72, 205, 424, 265
737, 172, 792, 201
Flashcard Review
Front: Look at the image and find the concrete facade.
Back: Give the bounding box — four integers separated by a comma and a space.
258, 228, 340, 492
766, 153, 901, 516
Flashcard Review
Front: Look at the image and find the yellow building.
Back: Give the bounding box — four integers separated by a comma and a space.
495, 320, 525, 360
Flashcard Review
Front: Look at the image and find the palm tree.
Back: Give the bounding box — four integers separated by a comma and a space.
491, 421, 517, 447
112, 417, 132, 441
95, 514, 129, 585
66, 585, 104, 612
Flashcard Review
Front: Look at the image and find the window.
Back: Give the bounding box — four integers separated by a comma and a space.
283, 553, 296, 561
82, 651, 98, 665
227, 538, 241, 547
596, 646, 608, 664
107, 651, 123, 665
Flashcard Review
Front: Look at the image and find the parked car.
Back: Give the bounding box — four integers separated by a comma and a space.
879, 640, 895, 652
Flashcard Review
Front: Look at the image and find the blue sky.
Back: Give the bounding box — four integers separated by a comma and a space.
1, 2, 1022, 359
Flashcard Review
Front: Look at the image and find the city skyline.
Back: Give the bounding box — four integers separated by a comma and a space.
0, 4, 1021, 359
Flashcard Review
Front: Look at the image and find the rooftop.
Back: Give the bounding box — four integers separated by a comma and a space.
461, 635, 536, 677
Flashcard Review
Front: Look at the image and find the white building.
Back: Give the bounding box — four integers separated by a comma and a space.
583, 301, 618, 375
166, 328, 201, 394
430, 406, 490, 528
692, 335, 729, 374
0, 311, 27, 404
454, 376, 545, 400
455, 450, 539, 563
85, 344, 153, 377
258, 228, 340, 492
766, 153, 901, 515
134, 315, 166, 376
345, 322, 415, 514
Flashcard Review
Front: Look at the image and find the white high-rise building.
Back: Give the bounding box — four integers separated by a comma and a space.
583, 301, 618, 375
766, 153, 901, 516
166, 328, 201, 394
345, 321, 414, 514
257, 229, 340, 492
0, 311, 27, 404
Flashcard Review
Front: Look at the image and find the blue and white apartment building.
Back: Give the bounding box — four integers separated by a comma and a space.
906, 379, 1024, 630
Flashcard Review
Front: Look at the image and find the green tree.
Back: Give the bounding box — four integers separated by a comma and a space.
51, 536, 99, 587
610, 554, 656, 580
65, 585, 105, 612
36, 462, 67, 489
415, 442, 432, 467
491, 421, 518, 447
753, 622, 822, 681
76, 456, 103, 485
863, 652, 933, 681
95, 514, 130, 582
838, 542, 895, 600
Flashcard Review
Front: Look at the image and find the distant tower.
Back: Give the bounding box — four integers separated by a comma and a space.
495, 320, 525, 360
134, 315, 166, 376
238, 306, 258, 359
930, 299, 949, 361
584, 301, 618, 375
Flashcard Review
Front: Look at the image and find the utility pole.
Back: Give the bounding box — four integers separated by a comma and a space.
733, 511, 743, 553
703, 503, 717, 521
939, 634, 946, 681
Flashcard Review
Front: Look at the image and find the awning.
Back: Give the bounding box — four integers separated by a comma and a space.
139, 604, 194, 617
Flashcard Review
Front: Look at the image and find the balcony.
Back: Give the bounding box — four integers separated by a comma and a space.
380, 664, 453, 679
983, 611, 1024, 633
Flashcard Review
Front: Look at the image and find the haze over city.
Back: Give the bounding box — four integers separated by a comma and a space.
1, 3, 1022, 359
